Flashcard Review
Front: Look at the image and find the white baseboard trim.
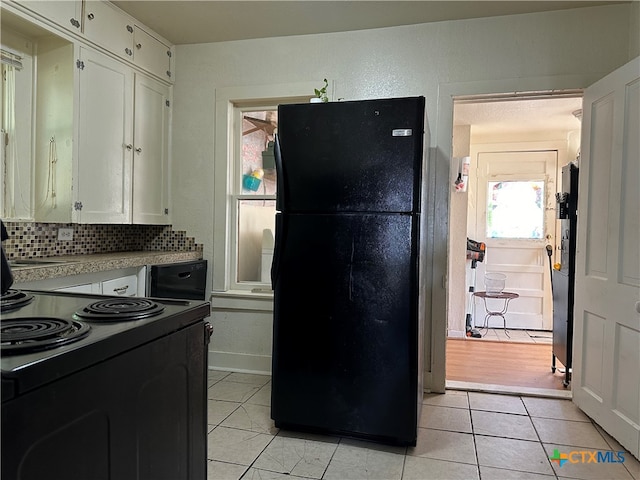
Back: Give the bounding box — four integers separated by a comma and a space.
447, 329, 467, 338
445, 380, 572, 399
208, 350, 272, 375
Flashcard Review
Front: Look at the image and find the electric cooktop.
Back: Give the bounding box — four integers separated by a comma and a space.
1, 290, 210, 400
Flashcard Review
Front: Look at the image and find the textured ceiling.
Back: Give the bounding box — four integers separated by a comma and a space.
454, 96, 584, 137
112, 1, 627, 45
108, 1, 597, 136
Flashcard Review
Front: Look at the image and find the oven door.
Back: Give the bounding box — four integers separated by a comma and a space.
1, 321, 208, 480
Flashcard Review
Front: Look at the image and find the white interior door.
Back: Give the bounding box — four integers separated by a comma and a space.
572, 57, 640, 460
475, 150, 557, 330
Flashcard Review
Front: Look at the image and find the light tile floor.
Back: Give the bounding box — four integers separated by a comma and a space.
207, 370, 639, 480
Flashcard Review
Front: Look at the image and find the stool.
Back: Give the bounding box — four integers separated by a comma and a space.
472, 291, 519, 338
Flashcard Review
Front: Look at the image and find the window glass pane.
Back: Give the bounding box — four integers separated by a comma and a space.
487, 181, 544, 239
241, 110, 277, 195
237, 199, 276, 283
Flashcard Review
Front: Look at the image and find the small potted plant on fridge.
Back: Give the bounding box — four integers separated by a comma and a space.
311, 78, 329, 103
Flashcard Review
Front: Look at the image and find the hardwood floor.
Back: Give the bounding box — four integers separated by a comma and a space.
446, 337, 570, 391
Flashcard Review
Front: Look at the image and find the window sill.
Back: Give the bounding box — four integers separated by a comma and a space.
210, 289, 274, 312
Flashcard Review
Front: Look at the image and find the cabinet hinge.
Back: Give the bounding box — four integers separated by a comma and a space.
74, 201, 83, 211
164, 208, 169, 215
76, 60, 85, 70
165, 100, 170, 107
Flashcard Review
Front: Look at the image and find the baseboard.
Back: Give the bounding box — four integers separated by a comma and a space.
208, 350, 272, 375
445, 380, 572, 399
447, 329, 466, 338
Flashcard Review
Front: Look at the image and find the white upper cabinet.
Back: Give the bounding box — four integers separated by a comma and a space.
133, 27, 173, 82
75, 47, 133, 224
75, 47, 171, 225
82, 0, 133, 59
132, 75, 170, 224
2, 1, 173, 224
83, 1, 173, 82
14, 1, 82, 32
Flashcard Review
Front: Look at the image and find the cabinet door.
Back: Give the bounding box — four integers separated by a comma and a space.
133, 27, 172, 82
14, 1, 82, 32
76, 48, 133, 223
102, 274, 138, 296
132, 75, 170, 224
82, 0, 134, 62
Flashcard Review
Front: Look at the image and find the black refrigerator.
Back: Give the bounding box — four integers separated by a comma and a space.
552, 163, 579, 387
271, 97, 428, 446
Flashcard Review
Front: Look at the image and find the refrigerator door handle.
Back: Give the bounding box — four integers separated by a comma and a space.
271, 214, 284, 286
274, 134, 285, 212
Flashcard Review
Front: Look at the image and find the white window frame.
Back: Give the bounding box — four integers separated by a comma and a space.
212, 82, 317, 293
231, 104, 277, 288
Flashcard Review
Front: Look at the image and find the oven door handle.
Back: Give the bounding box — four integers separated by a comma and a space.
205, 322, 213, 345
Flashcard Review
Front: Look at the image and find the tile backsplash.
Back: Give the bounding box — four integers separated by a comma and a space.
2, 222, 202, 259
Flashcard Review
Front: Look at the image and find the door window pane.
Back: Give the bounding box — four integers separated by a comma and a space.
237, 199, 276, 283
486, 181, 544, 239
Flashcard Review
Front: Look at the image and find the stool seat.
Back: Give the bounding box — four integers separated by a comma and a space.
472, 291, 519, 337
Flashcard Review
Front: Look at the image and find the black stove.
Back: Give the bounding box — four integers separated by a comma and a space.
75, 296, 165, 321
1, 291, 209, 392
1, 316, 91, 355
0, 289, 34, 312
1, 289, 211, 480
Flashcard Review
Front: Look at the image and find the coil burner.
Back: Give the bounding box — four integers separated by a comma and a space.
1, 317, 91, 354
0, 289, 35, 313
75, 297, 165, 322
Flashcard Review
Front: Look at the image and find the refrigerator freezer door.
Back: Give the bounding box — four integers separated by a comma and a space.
271, 212, 421, 444
276, 97, 425, 214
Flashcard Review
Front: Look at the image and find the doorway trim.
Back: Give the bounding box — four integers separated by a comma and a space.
429, 73, 603, 393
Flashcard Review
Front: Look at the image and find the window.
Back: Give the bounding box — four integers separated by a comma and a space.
235, 109, 277, 283
212, 81, 317, 292
486, 180, 544, 239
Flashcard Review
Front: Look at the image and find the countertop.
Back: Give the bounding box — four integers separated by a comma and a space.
11, 251, 203, 284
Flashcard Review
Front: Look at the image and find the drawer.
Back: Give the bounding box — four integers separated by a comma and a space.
102, 274, 137, 297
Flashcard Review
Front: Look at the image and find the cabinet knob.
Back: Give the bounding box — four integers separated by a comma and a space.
136, 43, 142, 50
125, 144, 133, 150
87, 12, 94, 20
135, 147, 142, 154
125, 48, 133, 56
70, 18, 80, 28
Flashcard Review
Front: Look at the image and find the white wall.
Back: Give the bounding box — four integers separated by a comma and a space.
171, 4, 636, 372
448, 125, 471, 337
173, 4, 632, 293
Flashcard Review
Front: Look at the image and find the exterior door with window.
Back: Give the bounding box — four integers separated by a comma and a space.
474, 150, 557, 331
572, 57, 640, 459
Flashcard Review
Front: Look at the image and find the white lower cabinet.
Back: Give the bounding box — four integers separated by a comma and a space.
16, 267, 145, 296
101, 274, 138, 296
